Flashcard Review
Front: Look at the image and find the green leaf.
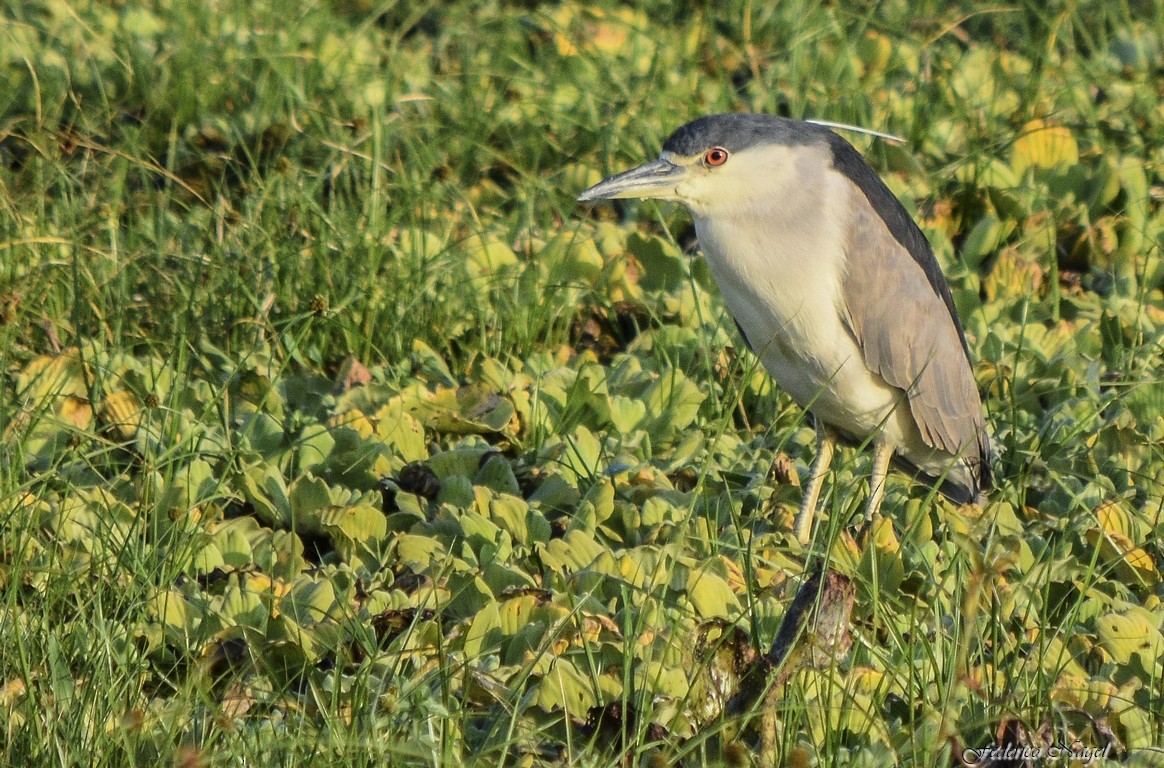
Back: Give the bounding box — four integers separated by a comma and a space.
281, 578, 338, 625
685, 564, 741, 619
420, 384, 515, 435
535, 658, 597, 719
1096, 610, 1162, 665
289, 473, 332, 531
393, 533, 447, 572
608, 395, 646, 434
296, 423, 336, 473
217, 580, 267, 630
437, 475, 476, 509
539, 529, 605, 572
318, 504, 388, 544
475, 454, 521, 495
376, 400, 428, 462
627, 232, 687, 292
486, 493, 533, 546
463, 602, 502, 657
570, 478, 615, 533
641, 368, 705, 439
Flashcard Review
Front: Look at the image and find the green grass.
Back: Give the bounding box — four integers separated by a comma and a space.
3, 0, 1164, 765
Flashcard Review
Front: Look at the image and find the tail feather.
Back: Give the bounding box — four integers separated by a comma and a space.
893, 437, 993, 506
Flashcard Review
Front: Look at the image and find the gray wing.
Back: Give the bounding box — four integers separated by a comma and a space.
838, 184, 989, 477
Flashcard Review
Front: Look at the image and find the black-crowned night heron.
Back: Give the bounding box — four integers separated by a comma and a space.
579, 113, 992, 544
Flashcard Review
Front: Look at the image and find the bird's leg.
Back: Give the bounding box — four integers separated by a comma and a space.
862, 440, 895, 529
794, 425, 836, 544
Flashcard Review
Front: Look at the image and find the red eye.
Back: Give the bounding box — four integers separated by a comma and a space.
704, 147, 730, 166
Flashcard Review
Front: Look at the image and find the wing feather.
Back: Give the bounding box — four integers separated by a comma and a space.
838, 184, 991, 496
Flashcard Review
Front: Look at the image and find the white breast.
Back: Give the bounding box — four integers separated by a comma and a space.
691, 164, 915, 449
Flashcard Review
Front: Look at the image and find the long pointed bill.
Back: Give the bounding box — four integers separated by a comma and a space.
577, 158, 686, 202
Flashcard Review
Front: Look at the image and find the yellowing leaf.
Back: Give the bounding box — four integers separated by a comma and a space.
98, 393, 142, 439
1096, 610, 1163, 664
1011, 120, 1079, 173
539, 529, 604, 572
416, 384, 515, 435
318, 504, 388, 543
58, 395, 94, 430
536, 658, 597, 719
686, 564, 741, 619
17, 351, 88, 402
635, 659, 688, 699
461, 234, 518, 284
329, 407, 374, 438
1086, 501, 1158, 586
463, 602, 502, 658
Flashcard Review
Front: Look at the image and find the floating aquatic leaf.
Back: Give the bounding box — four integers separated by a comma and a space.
528, 471, 580, 511
463, 602, 502, 658
409, 340, 457, 388
608, 395, 646, 434
954, 158, 1020, 191
635, 659, 688, 699
150, 589, 202, 644
539, 529, 605, 572
478, 560, 537, 596
241, 411, 287, 456
570, 477, 614, 533
627, 233, 687, 292
252, 529, 307, 582
1096, 609, 1163, 665
424, 447, 489, 479
457, 506, 508, 560
960, 213, 1014, 269
554, 425, 604, 482
318, 504, 387, 545
16, 351, 88, 403
685, 563, 741, 619
417, 384, 516, 435
264, 614, 325, 670
1115, 703, 1156, 750
1086, 501, 1158, 586
329, 406, 374, 439
1011, 120, 1079, 174
296, 423, 336, 473
983, 247, 1045, 302
392, 533, 447, 573
444, 571, 495, 619
98, 390, 142, 440
289, 473, 332, 530
56, 395, 95, 431
540, 232, 605, 288
484, 493, 534, 546
239, 463, 292, 528
280, 578, 339, 625
640, 368, 705, 439
461, 233, 519, 288
375, 399, 428, 462
475, 454, 521, 495
535, 657, 597, 720
436, 474, 475, 509
216, 579, 268, 630
211, 524, 254, 569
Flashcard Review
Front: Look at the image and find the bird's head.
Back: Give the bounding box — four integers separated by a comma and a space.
578, 113, 834, 217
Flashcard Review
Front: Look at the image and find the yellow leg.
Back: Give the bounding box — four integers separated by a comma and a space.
864, 440, 895, 526
794, 425, 836, 544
